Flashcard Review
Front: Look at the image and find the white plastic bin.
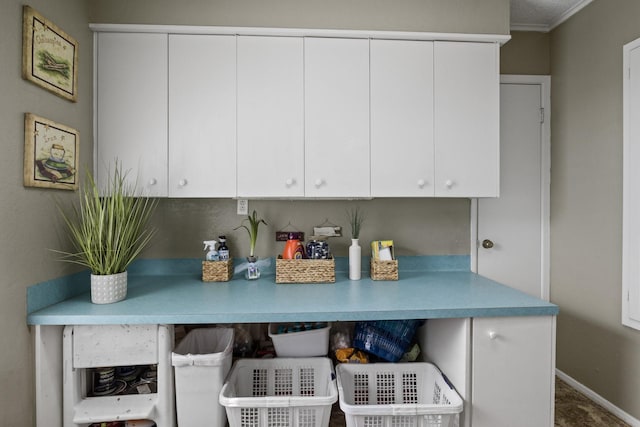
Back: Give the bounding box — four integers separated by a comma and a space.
219, 357, 338, 427
171, 327, 234, 427
268, 323, 331, 357
336, 362, 463, 427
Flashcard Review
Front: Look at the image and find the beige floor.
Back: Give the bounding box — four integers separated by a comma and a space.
328, 377, 631, 427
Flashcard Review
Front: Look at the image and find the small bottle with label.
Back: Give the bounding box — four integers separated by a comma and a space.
218, 235, 230, 261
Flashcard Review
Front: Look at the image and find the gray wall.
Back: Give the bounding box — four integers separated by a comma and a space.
0, 0, 93, 424
501, 30, 550, 75
550, 0, 640, 418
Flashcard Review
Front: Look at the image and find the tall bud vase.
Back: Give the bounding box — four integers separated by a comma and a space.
349, 238, 362, 280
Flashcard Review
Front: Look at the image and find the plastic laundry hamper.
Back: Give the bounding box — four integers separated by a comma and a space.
335, 362, 463, 427
219, 357, 338, 427
171, 327, 234, 427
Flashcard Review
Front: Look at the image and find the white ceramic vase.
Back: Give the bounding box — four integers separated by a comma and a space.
349, 238, 362, 280
91, 271, 128, 304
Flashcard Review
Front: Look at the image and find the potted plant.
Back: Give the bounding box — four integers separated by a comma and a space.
347, 207, 365, 280
234, 209, 267, 279
56, 164, 158, 303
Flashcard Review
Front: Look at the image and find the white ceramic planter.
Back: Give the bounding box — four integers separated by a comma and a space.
90, 271, 127, 304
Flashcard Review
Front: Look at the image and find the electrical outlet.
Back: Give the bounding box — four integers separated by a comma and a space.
237, 199, 249, 215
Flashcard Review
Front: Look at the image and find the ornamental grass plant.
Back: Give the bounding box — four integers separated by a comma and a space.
56, 164, 158, 275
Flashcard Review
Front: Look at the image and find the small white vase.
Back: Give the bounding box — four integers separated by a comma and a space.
349, 238, 362, 280
91, 271, 127, 304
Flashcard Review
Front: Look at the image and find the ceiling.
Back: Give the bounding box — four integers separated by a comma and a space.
510, 0, 593, 32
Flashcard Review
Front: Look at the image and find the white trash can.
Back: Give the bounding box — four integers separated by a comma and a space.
172, 327, 234, 427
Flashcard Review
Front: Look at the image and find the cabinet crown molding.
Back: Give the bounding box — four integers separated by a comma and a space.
89, 23, 511, 45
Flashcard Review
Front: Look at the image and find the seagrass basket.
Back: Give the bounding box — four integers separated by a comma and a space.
202, 259, 233, 282
275, 258, 335, 283
370, 259, 399, 281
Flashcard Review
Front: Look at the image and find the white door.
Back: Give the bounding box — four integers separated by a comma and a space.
237, 36, 304, 198
472, 316, 555, 427
95, 32, 168, 196
304, 37, 370, 198
475, 76, 550, 299
168, 34, 236, 197
434, 41, 500, 197
370, 39, 435, 197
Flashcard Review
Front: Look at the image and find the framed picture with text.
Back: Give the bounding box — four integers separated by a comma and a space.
22, 6, 78, 102
24, 113, 79, 190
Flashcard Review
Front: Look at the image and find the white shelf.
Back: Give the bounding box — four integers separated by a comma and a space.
73, 394, 157, 424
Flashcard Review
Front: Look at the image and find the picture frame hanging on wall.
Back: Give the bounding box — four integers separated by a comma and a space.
24, 113, 79, 191
22, 5, 78, 102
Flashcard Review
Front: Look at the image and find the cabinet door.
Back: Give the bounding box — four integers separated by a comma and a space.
434, 41, 499, 197
168, 35, 236, 197
371, 39, 434, 197
96, 32, 168, 196
472, 316, 555, 427
305, 38, 370, 198
237, 36, 304, 198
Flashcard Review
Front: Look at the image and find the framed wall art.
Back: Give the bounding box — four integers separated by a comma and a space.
22, 5, 78, 102
24, 113, 79, 190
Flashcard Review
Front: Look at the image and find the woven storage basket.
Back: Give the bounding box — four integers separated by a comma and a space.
370, 259, 399, 280
202, 259, 233, 282
276, 258, 335, 283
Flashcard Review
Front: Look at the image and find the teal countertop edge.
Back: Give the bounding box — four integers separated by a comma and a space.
27, 255, 559, 325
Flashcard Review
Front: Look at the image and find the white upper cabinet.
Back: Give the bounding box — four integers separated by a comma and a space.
371, 39, 435, 197
434, 41, 500, 197
304, 37, 370, 198
168, 34, 236, 197
96, 32, 168, 196
94, 26, 504, 199
237, 36, 304, 198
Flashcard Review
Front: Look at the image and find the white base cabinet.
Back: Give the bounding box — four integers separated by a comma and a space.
421, 316, 555, 427
471, 316, 555, 427
62, 325, 175, 427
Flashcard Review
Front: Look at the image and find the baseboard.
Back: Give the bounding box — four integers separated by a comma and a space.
556, 369, 640, 426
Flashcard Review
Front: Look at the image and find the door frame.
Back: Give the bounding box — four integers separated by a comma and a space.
470, 75, 551, 301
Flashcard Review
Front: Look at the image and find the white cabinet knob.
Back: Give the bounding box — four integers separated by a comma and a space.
488, 331, 498, 340
148, 178, 157, 186
445, 179, 454, 189
285, 178, 295, 187
179, 179, 188, 187
315, 178, 325, 188
417, 179, 426, 188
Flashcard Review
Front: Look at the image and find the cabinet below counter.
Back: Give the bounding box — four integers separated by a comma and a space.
27, 257, 557, 325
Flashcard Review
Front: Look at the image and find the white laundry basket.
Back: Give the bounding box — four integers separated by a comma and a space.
336, 362, 463, 427
219, 357, 338, 427
171, 327, 234, 427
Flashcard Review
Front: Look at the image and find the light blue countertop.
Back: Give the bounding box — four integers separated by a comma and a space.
26, 256, 558, 325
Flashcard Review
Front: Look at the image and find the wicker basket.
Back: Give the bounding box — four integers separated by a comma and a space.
370, 259, 399, 280
276, 258, 335, 283
202, 259, 233, 282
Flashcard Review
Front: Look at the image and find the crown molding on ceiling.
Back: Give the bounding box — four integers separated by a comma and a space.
510, 0, 593, 33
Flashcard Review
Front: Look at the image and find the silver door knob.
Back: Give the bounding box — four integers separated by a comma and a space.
482, 239, 494, 249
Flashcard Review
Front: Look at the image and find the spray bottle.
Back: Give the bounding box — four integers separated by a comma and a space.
203, 240, 219, 261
